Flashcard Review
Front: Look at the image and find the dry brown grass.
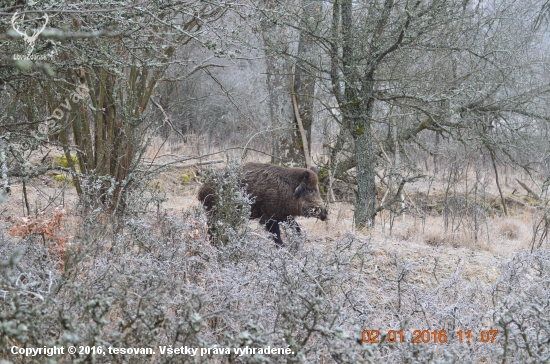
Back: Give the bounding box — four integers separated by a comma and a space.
498, 218, 521, 240
3, 165, 538, 256
2, 154, 543, 275
367, 211, 534, 258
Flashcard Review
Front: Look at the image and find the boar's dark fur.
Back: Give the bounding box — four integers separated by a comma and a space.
198, 163, 328, 246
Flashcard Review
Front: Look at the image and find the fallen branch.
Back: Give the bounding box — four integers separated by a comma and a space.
515, 179, 539, 200
144, 159, 224, 168
505, 195, 536, 209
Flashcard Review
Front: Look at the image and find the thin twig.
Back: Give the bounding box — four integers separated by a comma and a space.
289, 64, 311, 167
489, 148, 508, 216
0, 2, 148, 15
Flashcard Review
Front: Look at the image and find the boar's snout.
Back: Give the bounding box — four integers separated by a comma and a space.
319, 207, 328, 221
303, 205, 329, 221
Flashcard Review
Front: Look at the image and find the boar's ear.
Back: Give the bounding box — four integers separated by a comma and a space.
294, 170, 312, 197
309, 166, 319, 175
293, 182, 307, 198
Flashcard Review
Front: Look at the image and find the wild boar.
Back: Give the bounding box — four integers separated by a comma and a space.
198, 162, 328, 246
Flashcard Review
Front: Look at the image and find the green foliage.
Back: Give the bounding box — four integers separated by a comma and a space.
54, 174, 73, 186
317, 168, 329, 182
180, 171, 198, 184
53, 155, 78, 186
149, 181, 164, 192
54, 154, 78, 168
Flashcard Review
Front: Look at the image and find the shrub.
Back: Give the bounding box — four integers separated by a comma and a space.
1, 206, 550, 363
200, 162, 253, 246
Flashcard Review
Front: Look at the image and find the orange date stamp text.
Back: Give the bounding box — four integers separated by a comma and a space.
361, 330, 498, 344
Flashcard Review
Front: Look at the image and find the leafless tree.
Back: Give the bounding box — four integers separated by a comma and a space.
319, 0, 550, 228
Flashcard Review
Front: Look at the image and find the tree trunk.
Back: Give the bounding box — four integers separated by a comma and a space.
341, 0, 377, 228
261, 0, 304, 167
294, 0, 322, 163
349, 99, 377, 229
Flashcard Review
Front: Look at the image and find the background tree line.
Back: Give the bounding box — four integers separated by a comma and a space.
1, 0, 550, 228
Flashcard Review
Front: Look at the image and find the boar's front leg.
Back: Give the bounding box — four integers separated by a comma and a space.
265, 219, 284, 247
286, 216, 301, 235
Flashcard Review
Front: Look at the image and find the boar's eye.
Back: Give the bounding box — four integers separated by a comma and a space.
293, 183, 307, 198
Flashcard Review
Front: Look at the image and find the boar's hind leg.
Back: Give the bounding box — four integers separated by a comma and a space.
265, 219, 284, 247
